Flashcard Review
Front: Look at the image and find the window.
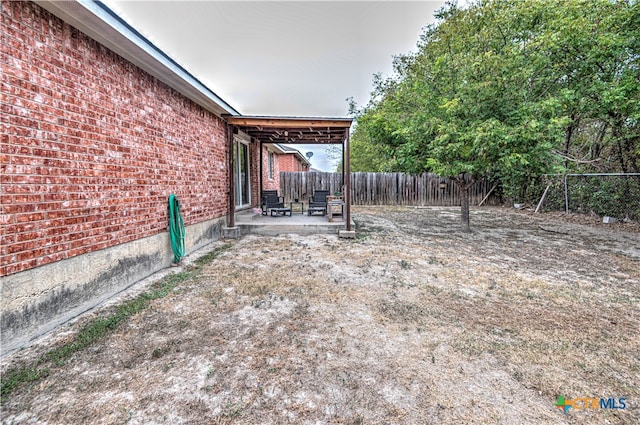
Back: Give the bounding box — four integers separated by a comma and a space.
268, 152, 274, 180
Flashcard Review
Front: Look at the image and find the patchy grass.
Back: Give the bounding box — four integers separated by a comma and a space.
0, 243, 232, 401
2, 208, 638, 424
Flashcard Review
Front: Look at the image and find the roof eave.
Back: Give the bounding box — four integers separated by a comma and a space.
295, 152, 312, 166
265, 143, 288, 154
34, 0, 240, 117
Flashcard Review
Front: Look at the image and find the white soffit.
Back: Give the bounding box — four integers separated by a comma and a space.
34, 0, 240, 117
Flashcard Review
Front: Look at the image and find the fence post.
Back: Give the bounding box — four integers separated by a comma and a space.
564, 174, 569, 214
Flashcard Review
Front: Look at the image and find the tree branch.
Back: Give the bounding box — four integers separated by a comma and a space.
552, 149, 602, 164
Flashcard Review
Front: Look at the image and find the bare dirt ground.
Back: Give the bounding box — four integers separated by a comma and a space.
2, 206, 639, 424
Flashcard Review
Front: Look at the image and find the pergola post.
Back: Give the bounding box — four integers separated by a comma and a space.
341, 139, 345, 189
345, 129, 351, 232
259, 140, 263, 198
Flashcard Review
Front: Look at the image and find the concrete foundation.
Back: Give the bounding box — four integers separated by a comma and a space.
339, 230, 357, 238
0, 217, 226, 356
223, 226, 241, 239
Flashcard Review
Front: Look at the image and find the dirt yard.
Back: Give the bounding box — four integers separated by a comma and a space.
2, 206, 639, 424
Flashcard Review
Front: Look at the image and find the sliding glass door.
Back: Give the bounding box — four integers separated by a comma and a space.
233, 139, 251, 208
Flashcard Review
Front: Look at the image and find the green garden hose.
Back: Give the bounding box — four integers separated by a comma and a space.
168, 194, 185, 264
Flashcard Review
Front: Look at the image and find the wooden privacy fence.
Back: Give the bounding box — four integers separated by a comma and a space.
279, 172, 500, 206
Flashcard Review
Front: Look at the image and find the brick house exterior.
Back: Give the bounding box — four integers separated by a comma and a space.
0, 0, 242, 353
261, 145, 281, 192
260, 144, 310, 194
278, 145, 311, 172
2, 4, 228, 276
1, 1, 351, 355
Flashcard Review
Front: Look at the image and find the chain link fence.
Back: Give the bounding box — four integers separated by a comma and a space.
535, 174, 640, 221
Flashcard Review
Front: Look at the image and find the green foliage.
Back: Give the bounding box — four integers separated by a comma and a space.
0, 367, 50, 400
568, 176, 640, 220
350, 0, 639, 211
193, 243, 232, 268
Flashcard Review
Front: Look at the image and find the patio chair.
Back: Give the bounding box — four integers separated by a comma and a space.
308, 190, 330, 215
261, 191, 285, 215
261, 190, 282, 205
261, 190, 282, 202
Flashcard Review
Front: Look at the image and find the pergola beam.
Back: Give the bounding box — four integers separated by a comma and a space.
225, 116, 352, 129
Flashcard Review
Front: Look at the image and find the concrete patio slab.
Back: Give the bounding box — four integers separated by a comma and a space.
234, 209, 354, 236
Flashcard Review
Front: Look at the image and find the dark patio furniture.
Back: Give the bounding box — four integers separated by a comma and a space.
261, 190, 282, 204
261, 191, 284, 215
309, 190, 330, 210
270, 207, 292, 217
308, 206, 326, 216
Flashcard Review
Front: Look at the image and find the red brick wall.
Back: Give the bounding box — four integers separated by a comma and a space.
1, 1, 229, 276
248, 139, 261, 206
279, 154, 309, 172
261, 146, 281, 192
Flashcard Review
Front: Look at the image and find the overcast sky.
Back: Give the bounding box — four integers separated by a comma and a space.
101, 0, 445, 170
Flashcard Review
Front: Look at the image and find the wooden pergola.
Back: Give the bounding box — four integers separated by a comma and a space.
224, 115, 353, 231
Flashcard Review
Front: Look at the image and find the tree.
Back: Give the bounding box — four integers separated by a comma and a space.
334, 129, 385, 172
351, 0, 639, 231
535, 0, 640, 173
